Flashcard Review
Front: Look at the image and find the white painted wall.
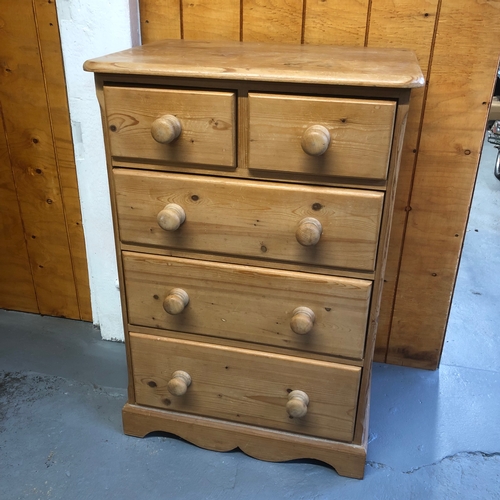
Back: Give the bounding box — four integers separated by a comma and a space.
57, 0, 140, 341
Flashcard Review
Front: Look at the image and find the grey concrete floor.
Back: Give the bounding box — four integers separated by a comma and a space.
1, 139, 499, 499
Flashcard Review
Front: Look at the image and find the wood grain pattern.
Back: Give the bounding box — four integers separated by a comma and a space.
123, 252, 372, 359
84, 39, 425, 88
89, 39, 416, 476
367, 0, 438, 72
387, 0, 500, 368
242, 0, 304, 43
367, 0, 439, 361
248, 93, 396, 180
303, 0, 369, 46
0, 107, 38, 312
136, 0, 498, 369
123, 403, 367, 478
104, 86, 236, 168
139, 0, 181, 44
182, 0, 240, 41
114, 169, 385, 272
33, 0, 91, 320
130, 332, 362, 441
0, 0, 81, 318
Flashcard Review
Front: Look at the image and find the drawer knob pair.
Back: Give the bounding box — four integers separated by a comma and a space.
301, 125, 330, 156
157, 205, 322, 248
166, 371, 309, 419
163, 289, 315, 335
151, 114, 182, 144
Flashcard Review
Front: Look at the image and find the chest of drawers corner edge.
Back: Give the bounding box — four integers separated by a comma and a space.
84, 40, 424, 480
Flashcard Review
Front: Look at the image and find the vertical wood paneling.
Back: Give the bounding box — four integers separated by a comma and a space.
367, 0, 438, 71
387, 0, 500, 368
33, 0, 92, 320
0, 108, 39, 313
139, 0, 181, 43
366, 0, 439, 361
303, 0, 369, 46
138, 0, 500, 368
242, 0, 304, 43
183, 1, 240, 41
0, 1, 84, 319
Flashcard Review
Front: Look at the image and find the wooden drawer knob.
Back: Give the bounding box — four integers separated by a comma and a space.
301, 125, 330, 156
157, 203, 186, 231
151, 114, 181, 144
295, 217, 322, 246
167, 370, 192, 396
163, 288, 189, 315
286, 390, 309, 418
290, 307, 315, 335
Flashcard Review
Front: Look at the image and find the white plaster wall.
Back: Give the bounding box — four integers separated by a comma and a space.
57, 0, 140, 340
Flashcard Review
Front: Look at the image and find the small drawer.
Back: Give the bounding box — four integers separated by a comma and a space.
104, 86, 235, 168
114, 169, 384, 272
123, 252, 372, 359
248, 93, 396, 180
130, 332, 361, 442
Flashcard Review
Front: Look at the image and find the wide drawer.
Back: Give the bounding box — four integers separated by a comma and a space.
130, 333, 361, 442
123, 252, 372, 359
104, 86, 236, 168
114, 169, 384, 272
248, 93, 396, 180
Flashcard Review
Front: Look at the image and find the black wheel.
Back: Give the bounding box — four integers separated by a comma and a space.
495, 149, 500, 181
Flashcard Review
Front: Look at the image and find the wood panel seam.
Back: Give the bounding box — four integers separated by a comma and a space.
300, 0, 307, 44
364, 0, 373, 47
179, 0, 184, 39
239, 0, 244, 41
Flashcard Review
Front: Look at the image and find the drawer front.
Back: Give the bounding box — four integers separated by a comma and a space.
124, 252, 372, 359
104, 86, 235, 168
248, 93, 396, 180
114, 169, 384, 272
130, 333, 361, 442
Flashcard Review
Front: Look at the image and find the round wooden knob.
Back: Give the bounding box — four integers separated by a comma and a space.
295, 217, 322, 246
286, 390, 309, 418
157, 203, 186, 231
301, 125, 330, 156
151, 114, 181, 144
167, 370, 192, 396
163, 288, 189, 315
290, 307, 315, 335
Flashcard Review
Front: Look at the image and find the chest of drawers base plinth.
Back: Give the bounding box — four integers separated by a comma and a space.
84, 40, 424, 479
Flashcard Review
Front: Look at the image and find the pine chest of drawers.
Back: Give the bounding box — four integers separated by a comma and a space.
85, 40, 423, 478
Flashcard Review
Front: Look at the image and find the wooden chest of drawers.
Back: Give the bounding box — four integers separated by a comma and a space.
85, 40, 423, 478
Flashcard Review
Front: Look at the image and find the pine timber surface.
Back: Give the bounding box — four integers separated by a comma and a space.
130, 332, 361, 442
0, 0, 90, 319
113, 169, 385, 272
123, 252, 372, 360
136, 0, 500, 369
84, 39, 424, 88
86, 39, 420, 477
122, 403, 367, 478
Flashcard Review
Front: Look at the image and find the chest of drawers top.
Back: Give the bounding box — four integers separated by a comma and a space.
84, 39, 424, 88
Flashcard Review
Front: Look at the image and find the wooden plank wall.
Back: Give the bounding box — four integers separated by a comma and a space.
0, 0, 91, 320
139, 0, 500, 369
